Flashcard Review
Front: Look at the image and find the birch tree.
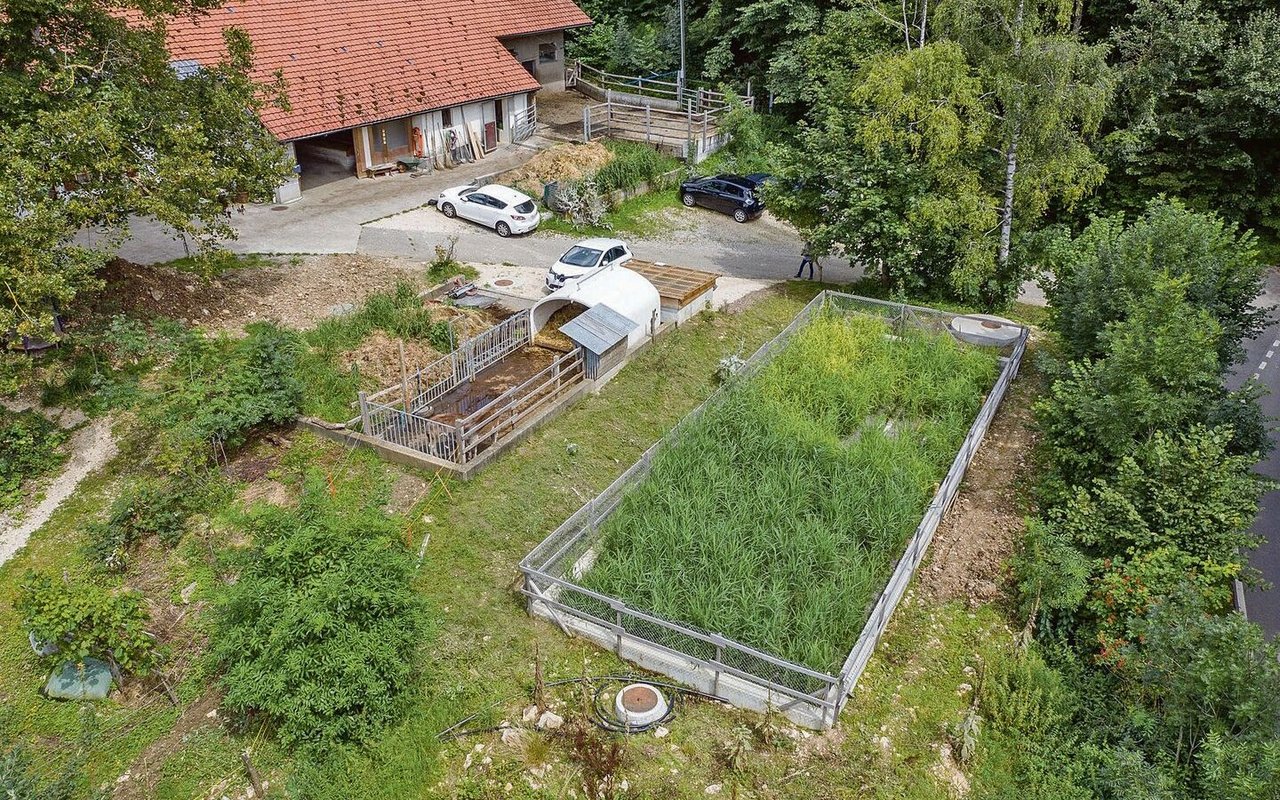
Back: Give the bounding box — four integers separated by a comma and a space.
771, 0, 1112, 304
860, 0, 1113, 302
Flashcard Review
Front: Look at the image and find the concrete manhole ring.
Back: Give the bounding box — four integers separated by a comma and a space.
615, 683, 668, 727
949, 314, 1021, 346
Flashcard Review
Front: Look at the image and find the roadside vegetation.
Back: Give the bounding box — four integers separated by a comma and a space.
581, 311, 998, 671
988, 203, 1279, 798
540, 140, 683, 237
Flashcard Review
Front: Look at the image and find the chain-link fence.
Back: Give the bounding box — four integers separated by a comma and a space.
519, 291, 1029, 728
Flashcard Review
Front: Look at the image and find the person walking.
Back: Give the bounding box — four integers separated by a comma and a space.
796, 242, 815, 280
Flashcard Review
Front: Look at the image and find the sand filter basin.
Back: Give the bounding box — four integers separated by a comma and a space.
615, 683, 669, 727
948, 314, 1021, 347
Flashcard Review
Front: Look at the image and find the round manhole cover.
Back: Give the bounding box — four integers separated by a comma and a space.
270, 205, 290, 211
494, 279, 514, 287
621, 685, 659, 713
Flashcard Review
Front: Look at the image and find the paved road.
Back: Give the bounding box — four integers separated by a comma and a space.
1231, 266, 1280, 636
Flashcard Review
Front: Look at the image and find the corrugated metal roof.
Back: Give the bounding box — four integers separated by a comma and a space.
559, 304, 637, 354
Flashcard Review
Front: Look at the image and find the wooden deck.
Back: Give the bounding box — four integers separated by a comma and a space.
628, 260, 719, 307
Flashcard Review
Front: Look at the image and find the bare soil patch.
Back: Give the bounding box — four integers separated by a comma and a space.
919, 366, 1039, 606
92, 254, 429, 333
533, 90, 596, 138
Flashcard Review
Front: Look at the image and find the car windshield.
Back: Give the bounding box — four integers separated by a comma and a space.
559, 246, 603, 268
515, 200, 535, 213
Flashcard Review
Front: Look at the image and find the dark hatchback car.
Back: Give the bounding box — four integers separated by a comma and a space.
679, 174, 769, 222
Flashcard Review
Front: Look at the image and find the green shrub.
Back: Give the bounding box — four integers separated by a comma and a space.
16, 573, 159, 676
0, 411, 67, 511
210, 471, 430, 750
425, 237, 477, 285
87, 476, 206, 571
0, 742, 82, 800
594, 141, 678, 193
145, 323, 303, 471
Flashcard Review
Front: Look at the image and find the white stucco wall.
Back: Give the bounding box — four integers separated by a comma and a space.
502, 31, 567, 90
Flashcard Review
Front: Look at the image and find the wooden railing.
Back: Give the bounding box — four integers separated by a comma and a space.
455, 348, 584, 463
567, 61, 754, 114
583, 101, 726, 163
359, 347, 585, 466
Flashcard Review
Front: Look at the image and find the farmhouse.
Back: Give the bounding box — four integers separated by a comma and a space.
162, 0, 591, 199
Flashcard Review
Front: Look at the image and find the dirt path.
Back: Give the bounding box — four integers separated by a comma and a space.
918, 366, 1039, 606
0, 416, 117, 566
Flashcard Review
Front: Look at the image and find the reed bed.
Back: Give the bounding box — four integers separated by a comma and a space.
576, 310, 1000, 673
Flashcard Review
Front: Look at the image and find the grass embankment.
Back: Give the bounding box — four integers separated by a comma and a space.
580, 311, 1000, 672
539, 139, 685, 239
294, 282, 452, 421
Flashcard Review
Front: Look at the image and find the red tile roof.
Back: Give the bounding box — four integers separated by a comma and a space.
162, 0, 591, 141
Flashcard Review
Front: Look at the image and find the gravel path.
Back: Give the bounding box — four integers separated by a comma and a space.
0, 416, 117, 567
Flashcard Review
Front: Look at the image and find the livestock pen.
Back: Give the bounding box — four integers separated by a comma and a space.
519, 292, 1028, 728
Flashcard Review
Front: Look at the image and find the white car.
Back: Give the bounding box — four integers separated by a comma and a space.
436, 183, 539, 237
545, 238, 634, 291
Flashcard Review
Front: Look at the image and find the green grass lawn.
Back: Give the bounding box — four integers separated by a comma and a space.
538, 190, 688, 240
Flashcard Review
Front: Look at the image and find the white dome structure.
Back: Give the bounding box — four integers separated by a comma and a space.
531, 264, 661, 350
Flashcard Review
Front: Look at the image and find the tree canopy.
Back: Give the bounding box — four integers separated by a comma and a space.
0, 0, 290, 338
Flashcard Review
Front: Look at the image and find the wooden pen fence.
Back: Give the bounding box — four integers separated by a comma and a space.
356, 311, 587, 466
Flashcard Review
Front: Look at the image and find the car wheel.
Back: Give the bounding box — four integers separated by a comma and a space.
681, 193, 696, 207
733, 208, 748, 223
496, 221, 512, 237
441, 202, 456, 218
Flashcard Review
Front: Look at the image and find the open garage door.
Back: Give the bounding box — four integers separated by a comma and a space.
294, 129, 357, 191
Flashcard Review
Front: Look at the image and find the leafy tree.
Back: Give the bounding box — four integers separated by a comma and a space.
1035, 275, 1223, 483
1099, 0, 1280, 241
0, 1, 291, 338
1052, 426, 1267, 568
1042, 199, 1270, 366
771, 0, 1112, 304
16, 573, 159, 676
211, 472, 430, 750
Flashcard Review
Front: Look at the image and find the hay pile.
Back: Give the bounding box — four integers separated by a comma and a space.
340, 331, 447, 389
502, 142, 614, 196
533, 303, 587, 352
431, 303, 497, 342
